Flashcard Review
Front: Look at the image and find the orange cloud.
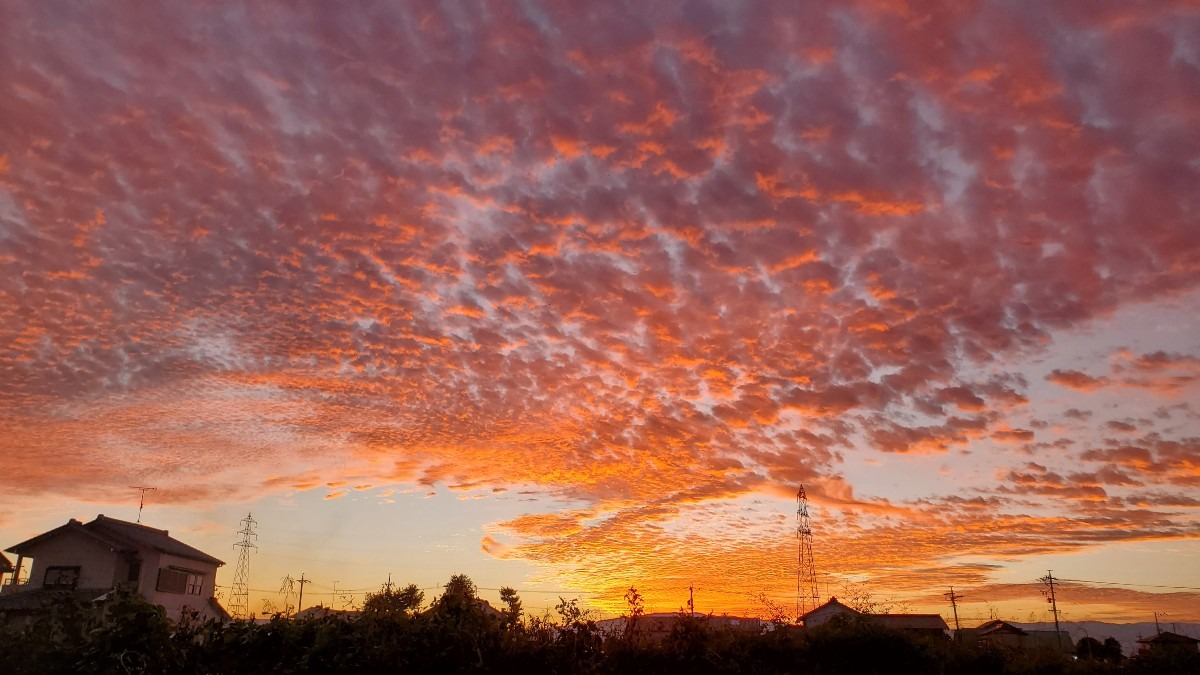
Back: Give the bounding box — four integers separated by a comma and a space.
0, 0, 1198, 623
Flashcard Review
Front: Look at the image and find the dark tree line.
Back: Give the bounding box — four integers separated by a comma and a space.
1, 578, 1197, 674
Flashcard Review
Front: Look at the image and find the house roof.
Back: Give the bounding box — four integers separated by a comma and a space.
873, 614, 950, 631
208, 596, 232, 621
6, 515, 223, 567
1137, 631, 1200, 645
974, 619, 1028, 636
0, 552, 12, 574
799, 597, 860, 621
799, 598, 947, 632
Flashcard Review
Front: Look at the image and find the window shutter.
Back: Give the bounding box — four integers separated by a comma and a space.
156, 568, 187, 594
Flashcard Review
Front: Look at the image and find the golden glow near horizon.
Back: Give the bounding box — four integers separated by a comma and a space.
2, 1, 1198, 624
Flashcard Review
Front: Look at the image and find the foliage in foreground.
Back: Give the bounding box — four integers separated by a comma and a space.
1, 581, 1197, 675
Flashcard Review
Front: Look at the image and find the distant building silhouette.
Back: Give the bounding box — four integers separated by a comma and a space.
1137, 631, 1200, 655
595, 612, 766, 643
293, 604, 361, 621
800, 596, 950, 639
957, 619, 1071, 653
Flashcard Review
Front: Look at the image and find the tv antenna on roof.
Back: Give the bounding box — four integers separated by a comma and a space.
130, 486, 157, 523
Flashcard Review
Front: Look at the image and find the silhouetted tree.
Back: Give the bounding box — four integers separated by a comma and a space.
361, 582, 424, 617
553, 597, 602, 672
801, 614, 932, 675
440, 573, 478, 602
663, 611, 713, 665
0, 579, 1171, 675
499, 586, 522, 627
1101, 636, 1123, 661
1077, 636, 1103, 659
622, 586, 645, 643
838, 580, 908, 614
754, 591, 793, 625
427, 574, 494, 670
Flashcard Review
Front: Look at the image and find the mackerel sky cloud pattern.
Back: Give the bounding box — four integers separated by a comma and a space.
2, 1, 1199, 618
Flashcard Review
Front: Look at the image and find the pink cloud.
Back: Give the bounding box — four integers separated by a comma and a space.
1046, 369, 1110, 392
0, 0, 1198, 620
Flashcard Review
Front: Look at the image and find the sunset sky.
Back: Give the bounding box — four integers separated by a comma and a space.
2, 1, 1199, 624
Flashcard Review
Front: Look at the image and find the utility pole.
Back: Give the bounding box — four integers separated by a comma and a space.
333, 580, 353, 610
688, 583, 695, 617
1154, 612, 1166, 635
1039, 571, 1063, 649
130, 486, 156, 523
297, 573, 311, 614
229, 513, 257, 619
945, 587, 964, 643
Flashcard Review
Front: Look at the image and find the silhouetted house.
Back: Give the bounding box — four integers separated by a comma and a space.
873, 613, 953, 637
1137, 631, 1200, 654
596, 613, 766, 643
293, 604, 362, 621
1022, 629, 1073, 653
474, 598, 504, 618
0, 515, 228, 622
406, 597, 503, 622
958, 620, 1070, 653
800, 597, 949, 638
799, 597, 859, 628
960, 619, 1027, 649
706, 614, 767, 633
0, 553, 11, 586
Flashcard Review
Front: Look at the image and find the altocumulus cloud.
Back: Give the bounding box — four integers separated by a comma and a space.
1, 0, 1199, 615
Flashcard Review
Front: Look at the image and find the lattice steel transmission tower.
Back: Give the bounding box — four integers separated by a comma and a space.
795, 486, 820, 618
230, 513, 257, 619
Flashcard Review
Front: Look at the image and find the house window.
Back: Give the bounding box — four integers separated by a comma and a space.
156, 567, 204, 595
43, 566, 81, 589
156, 568, 187, 594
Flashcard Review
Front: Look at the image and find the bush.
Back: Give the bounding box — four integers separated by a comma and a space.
2, 580, 1177, 674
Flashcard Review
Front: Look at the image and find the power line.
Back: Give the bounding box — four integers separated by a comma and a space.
307, 581, 376, 592
256, 551, 350, 564
1055, 577, 1200, 592
476, 586, 596, 594
215, 584, 386, 596
216, 584, 308, 594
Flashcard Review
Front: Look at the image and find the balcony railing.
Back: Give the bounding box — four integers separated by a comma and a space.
1, 578, 33, 594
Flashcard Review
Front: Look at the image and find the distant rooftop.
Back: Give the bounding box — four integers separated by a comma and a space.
873, 614, 950, 631
1138, 631, 1200, 645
